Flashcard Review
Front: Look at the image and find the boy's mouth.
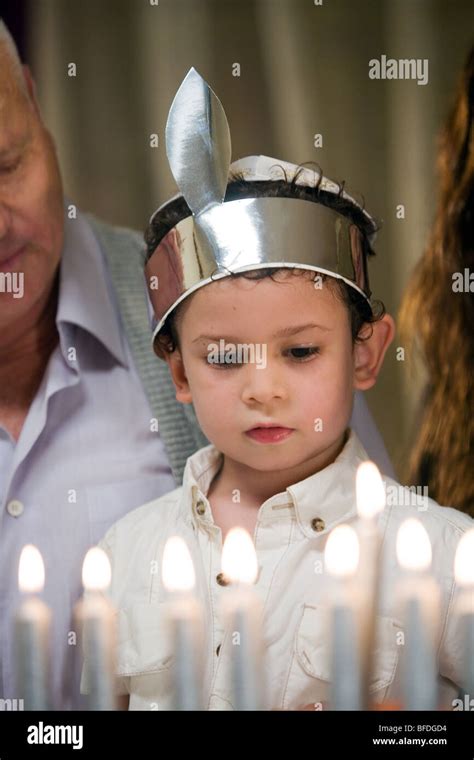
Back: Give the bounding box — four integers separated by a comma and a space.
245, 425, 294, 444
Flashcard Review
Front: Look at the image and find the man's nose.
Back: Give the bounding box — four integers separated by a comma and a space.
241, 361, 288, 404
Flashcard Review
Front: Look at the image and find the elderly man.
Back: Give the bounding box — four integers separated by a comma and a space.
0, 21, 208, 709
0, 20, 394, 709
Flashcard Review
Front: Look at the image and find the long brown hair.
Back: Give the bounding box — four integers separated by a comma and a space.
399, 46, 474, 515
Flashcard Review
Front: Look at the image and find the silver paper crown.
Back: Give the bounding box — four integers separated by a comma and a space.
146, 67, 377, 352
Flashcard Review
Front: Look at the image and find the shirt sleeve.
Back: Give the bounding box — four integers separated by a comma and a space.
436, 575, 470, 699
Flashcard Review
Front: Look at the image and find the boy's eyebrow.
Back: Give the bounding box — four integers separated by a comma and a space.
192, 323, 331, 344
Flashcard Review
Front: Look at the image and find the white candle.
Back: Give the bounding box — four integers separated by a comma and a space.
454, 529, 474, 697
325, 524, 362, 710
355, 461, 385, 707
162, 536, 204, 710
396, 518, 439, 710
77, 547, 116, 710
221, 527, 265, 711
15, 545, 51, 710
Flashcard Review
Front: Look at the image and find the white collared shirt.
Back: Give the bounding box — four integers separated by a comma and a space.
90, 429, 473, 710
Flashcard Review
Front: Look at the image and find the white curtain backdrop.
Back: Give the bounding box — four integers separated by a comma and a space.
26, 0, 474, 477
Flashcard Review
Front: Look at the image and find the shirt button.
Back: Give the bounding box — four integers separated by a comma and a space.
216, 644, 221, 656
311, 517, 325, 532
7, 500, 24, 518
196, 500, 206, 516
216, 572, 230, 587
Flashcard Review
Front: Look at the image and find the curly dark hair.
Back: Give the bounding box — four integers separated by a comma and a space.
399, 47, 474, 515
145, 162, 386, 357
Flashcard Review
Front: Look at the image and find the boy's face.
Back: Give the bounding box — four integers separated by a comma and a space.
166, 271, 393, 477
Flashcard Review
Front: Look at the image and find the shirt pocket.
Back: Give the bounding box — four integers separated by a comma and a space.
282, 603, 401, 710
116, 601, 174, 675
116, 601, 175, 710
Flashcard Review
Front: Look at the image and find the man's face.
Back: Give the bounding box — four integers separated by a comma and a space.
0, 51, 64, 331
170, 272, 357, 475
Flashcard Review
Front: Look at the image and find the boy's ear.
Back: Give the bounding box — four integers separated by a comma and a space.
164, 351, 193, 404
353, 314, 395, 391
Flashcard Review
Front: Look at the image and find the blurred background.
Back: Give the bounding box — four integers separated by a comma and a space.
3, 0, 473, 478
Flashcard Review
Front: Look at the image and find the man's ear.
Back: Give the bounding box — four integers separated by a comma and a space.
164, 351, 193, 404
353, 314, 395, 391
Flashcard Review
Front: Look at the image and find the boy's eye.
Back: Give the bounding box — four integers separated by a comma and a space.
204, 346, 320, 369
285, 346, 320, 361
205, 357, 243, 369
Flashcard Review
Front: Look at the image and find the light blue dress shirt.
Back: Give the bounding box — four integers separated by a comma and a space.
0, 209, 176, 709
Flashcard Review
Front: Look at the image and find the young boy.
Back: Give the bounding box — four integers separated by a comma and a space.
82, 69, 472, 710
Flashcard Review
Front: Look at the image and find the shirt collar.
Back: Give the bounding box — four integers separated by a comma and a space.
56, 204, 128, 367
180, 429, 370, 537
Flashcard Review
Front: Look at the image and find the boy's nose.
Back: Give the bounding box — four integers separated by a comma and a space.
240, 362, 288, 404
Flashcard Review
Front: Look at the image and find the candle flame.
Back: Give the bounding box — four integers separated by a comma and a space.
454, 529, 474, 586
396, 518, 432, 571
325, 525, 360, 578
221, 527, 258, 584
82, 547, 112, 591
356, 461, 385, 519
18, 544, 45, 593
162, 536, 196, 592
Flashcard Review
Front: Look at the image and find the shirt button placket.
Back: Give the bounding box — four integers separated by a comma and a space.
7, 499, 24, 518
311, 517, 325, 533
215, 572, 230, 587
